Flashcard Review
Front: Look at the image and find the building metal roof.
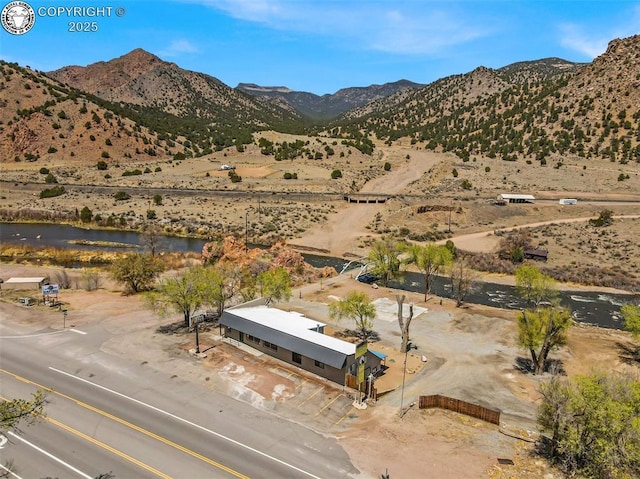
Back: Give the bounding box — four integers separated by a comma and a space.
497, 194, 536, 200
221, 306, 357, 369
5, 277, 47, 283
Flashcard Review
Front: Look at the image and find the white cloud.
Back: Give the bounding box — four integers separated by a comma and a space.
159, 39, 200, 57
186, 0, 491, 55
558, 24, 610, 58
558, 4, 640, 59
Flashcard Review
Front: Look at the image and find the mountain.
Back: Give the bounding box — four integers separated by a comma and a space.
334, 37, 639, 164
237, 80, 424, 120
47, 49, 304, 145
0, 61, 189, 164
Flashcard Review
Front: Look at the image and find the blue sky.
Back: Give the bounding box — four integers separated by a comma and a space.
1, 0, 639, 95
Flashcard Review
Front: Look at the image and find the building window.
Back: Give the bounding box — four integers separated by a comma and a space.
292, 352, 302, 364
314, 360, 325, 369
263, 340, 278, 351
247, 334, 260, 344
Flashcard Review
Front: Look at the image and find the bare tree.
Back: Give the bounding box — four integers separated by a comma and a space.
82, 269, 101, 291
449, 256, 478, 307
396, 294, 414, 353
53, 269, 72, 289
142, 224, 163, 257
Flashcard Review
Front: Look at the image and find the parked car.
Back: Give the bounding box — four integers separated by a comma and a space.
357, 273, 379, 284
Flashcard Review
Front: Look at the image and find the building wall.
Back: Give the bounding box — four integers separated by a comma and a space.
2, 281, 44, 291
223, 326, 350, 384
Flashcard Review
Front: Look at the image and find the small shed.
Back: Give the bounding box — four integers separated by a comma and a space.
524, 249, 548, 261
497, 194, 535, 204
2, 277, 48, 291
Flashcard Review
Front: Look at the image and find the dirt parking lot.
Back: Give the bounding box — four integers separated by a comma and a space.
1, 262, 637, 478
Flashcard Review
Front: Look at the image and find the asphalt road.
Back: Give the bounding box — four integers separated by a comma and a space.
0, 318, 359, 479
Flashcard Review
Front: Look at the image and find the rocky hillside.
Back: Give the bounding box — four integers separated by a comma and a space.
47, 49, 304, 146
336, 36, 640, 165
237, 79, 423, 120
0, 61, 189, 165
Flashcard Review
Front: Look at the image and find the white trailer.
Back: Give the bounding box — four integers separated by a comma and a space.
558, 198, 578, 205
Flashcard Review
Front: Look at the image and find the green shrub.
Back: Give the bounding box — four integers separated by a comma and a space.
384, 162, 391, 171
39, 185, 65, 198
96, 160, 108, 170
113, 191, 131, 201
44, 173, 57, 184
39, 167, 49, 175
331, 169, 342, 179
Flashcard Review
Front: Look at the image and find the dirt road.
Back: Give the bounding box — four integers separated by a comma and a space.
288, 148, 442, 257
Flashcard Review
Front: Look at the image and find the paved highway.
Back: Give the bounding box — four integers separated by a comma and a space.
0, 318, 359, 478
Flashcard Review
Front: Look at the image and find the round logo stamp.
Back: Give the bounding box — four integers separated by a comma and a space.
1, 1, 36, 35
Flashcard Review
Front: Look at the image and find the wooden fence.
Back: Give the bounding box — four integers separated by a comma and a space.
418, 395, 500, 425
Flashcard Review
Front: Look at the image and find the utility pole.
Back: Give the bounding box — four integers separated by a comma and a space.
399, 341, 417, 417
245, 210, 249, 251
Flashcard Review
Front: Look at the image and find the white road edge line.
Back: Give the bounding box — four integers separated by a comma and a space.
69, 328, 88, 335
0, 462, 25, 479
7, 431, 93, 479
49, 366, 323, 479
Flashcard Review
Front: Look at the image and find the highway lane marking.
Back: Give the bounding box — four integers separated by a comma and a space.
6, 430, 94, 479
46, 416, 171, 479
49, 367, 324, 479
0, 330, 67, 339
0, 462, 26, 479
69, 328, 88, 335
1, 368, 249, 479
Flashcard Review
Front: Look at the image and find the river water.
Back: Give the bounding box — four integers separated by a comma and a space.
1, 222, 637, 330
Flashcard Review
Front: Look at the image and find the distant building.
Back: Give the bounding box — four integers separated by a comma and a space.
220, 306, 382, 385
2, 277, 48, 290
497, 194, 536, 204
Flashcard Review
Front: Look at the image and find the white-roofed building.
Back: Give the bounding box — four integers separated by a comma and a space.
2, 277, 48, 290
220, 306, 380, 385
497, 194, 536, 203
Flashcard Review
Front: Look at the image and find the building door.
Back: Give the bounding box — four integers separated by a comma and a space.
239, 332, 244, 343
292, 352, 302, 364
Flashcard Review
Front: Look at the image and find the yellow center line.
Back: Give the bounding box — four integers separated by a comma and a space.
46, 416, 172, 479
0, 368, 250, 479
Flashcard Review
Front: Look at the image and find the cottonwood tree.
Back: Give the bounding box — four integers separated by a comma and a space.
622, 304, 640, 338
538, 372, 640, 479
368, 238, 402, 286
518, 307, 572, 375
515, 265, 559, 308
396, 294, 414, 353
206, 263, 244, 316
257, 267, 292, 305
404, 243, 452, 301
622, 303, 640, 359
329, 291, 377, 340
110, 253, 164, 294
146, 266, 211, 327
1, 390, 46, 431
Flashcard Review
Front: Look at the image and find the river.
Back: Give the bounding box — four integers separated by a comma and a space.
1, 222, 637, 330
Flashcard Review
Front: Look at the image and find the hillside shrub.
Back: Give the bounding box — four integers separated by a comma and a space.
39, 185, 65, 198
113, 191, 130, 201
331, 169, 342, 179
